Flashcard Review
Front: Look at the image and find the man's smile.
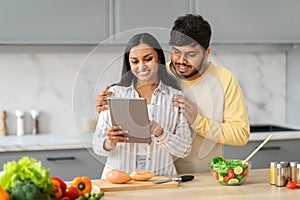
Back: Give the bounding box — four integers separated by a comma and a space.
175, 63, 192, 73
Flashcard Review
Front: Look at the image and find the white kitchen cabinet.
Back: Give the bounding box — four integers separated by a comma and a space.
0, 0, 192, 44
2, 0, 299, 44
0, 148, 106, 181
115, 0, 191, 31
195, 0, 300, 43
98, 0, 192, 44
224, 139, 300, 168
0, 0, 110, 44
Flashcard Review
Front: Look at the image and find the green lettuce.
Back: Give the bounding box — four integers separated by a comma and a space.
210, 157, 248, 176
0, 156, 53, 199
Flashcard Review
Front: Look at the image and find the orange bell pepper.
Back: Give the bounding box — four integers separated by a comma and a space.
0, 185, 10, 200
51, 180, 63, 200
71, 176, 92, 195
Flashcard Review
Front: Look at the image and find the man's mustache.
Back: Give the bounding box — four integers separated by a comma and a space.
175, 62, 191, 67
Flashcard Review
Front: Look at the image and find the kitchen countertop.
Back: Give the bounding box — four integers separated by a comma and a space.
0, 132, 94, 152
91, 169, 298, 200
249, 131, 300, 141
1, 130, 300, 152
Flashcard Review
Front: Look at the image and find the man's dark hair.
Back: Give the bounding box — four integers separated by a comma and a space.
169, 14, 211, 50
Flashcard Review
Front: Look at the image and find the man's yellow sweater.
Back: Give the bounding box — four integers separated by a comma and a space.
167, 62, 250, 173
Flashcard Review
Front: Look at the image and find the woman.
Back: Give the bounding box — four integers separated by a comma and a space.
92, 33, 191, 178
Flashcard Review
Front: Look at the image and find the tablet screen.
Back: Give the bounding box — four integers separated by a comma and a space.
108, 98, 151, 143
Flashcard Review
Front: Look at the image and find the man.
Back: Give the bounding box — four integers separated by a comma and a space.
95, 14, 250, 173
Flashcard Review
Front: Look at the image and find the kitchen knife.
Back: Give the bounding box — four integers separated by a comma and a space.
153, 175, 194, 184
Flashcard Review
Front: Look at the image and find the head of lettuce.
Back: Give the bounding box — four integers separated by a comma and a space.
0, 156, 53, 200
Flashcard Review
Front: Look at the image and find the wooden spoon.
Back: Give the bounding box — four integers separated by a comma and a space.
243, 134, 273, 164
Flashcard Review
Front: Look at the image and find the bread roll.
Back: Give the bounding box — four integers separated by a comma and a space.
130, 169, 154, 181
106, 169, 132, 184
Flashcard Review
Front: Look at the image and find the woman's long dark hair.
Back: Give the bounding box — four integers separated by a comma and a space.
113, 33, 180, 90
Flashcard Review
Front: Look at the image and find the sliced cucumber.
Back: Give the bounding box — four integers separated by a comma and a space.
233, 166, 243, 175
218, 175, 224, 182
227, 178, 240, 185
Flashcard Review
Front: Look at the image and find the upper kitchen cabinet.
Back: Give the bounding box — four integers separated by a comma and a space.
112, 0, 192, 44
195, 0, 300, 44
0, 0, 109, 44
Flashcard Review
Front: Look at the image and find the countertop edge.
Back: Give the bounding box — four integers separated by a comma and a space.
249, 131, 300, 141
1, 131, 300, 152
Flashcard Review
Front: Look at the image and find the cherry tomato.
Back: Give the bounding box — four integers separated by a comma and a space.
286, 180, 296, 189
61, 197, 71, 200
60, 197, 71, 200
228, 169, 235, 178
63, 186, 80, 200
214, 171, 219, 180
240, 167, 249, 176
223, 176, 230, 183
296, 182, 300, 188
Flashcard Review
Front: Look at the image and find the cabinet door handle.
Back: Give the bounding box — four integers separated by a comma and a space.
259, 146, 281, 151
46, 156, 75, 161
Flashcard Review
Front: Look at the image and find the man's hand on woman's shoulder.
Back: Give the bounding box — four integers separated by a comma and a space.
95, 86, 113, 114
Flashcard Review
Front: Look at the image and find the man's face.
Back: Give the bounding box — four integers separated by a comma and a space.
171, 44, 208, 80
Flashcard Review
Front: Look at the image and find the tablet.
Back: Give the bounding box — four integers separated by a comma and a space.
108, 98, 151, 143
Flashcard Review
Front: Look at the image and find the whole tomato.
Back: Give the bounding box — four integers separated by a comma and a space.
286, 180, 296, 189
63, 186, 80, 200
295, 182, 300, 188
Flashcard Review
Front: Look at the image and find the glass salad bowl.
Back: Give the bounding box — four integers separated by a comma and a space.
209, 157, 251, 186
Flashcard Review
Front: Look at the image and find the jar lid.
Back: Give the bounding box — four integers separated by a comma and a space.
276, 163, 284, 168
280, 161, 289, 167
270, 161, 277, 167
289, 161, 298, 167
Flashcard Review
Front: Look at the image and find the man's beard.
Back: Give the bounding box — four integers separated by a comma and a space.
171, 58, 204, 80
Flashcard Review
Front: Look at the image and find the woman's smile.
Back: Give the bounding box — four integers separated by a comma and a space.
137, 70, 151, 77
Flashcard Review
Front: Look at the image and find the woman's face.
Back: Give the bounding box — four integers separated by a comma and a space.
129, 43, 159, 86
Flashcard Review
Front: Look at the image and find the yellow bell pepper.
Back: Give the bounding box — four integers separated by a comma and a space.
71, 176, 92, 195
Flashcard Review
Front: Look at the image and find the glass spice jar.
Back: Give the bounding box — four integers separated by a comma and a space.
276, 163, 286, 187
280, 161, 289, 183
269, 161, 277, 185
289, 161, 298, 183
297, 163, 300, 182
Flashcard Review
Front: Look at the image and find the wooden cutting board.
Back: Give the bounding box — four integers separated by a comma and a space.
91, 176, 178, 192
